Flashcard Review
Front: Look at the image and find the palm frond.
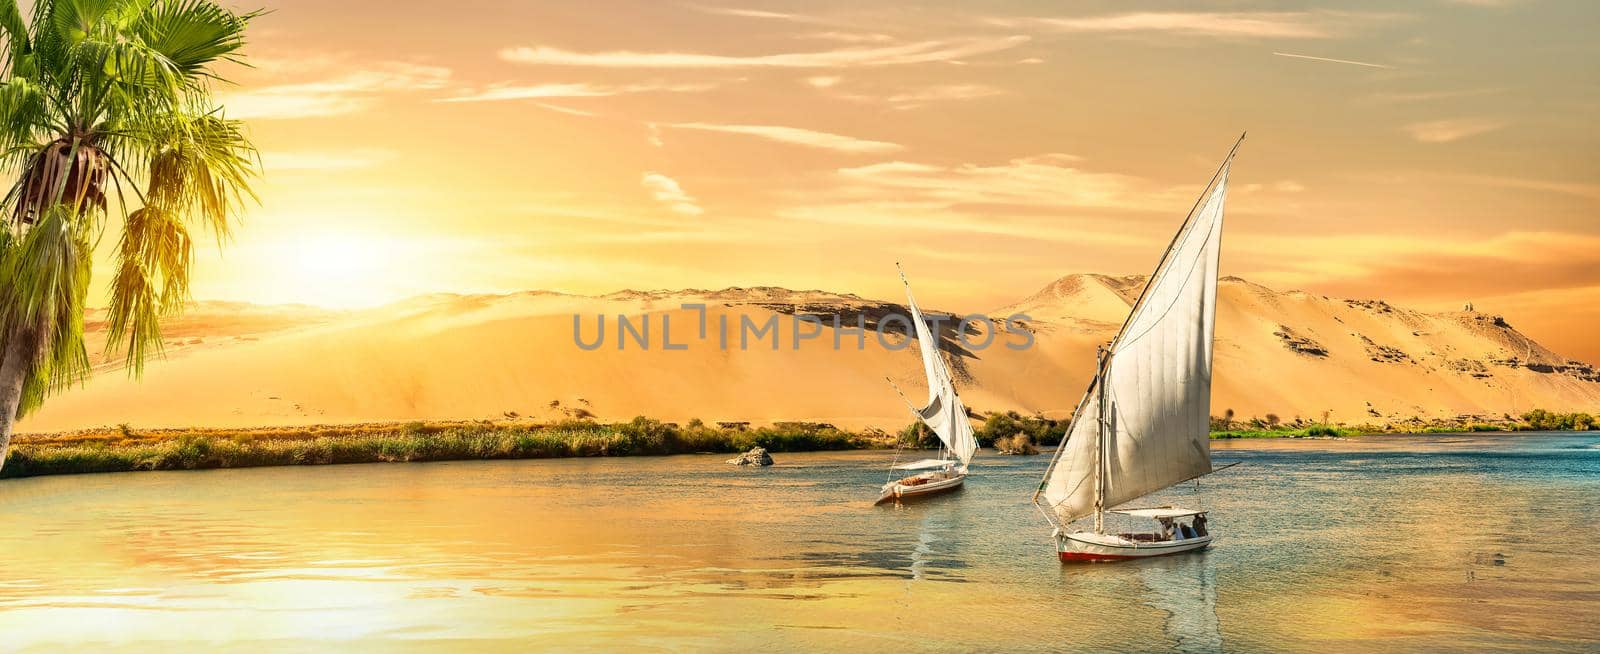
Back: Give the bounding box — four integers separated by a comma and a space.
107, 106, 256, 236
106, 204, 190, 373
135, 0, 252, 80
0, 77, 48, 151
0, 204, 92, 415
0, 0, 31, 75
73, 35, 182, 100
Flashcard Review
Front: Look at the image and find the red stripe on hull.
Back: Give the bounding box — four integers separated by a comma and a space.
1058, 551, 1144, 562
1058, 545, 1208, 563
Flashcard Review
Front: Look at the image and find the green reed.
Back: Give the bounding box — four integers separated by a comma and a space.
1, 417, 877, 479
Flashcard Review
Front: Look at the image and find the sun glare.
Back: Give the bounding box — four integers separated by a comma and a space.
270, 232, 398, 308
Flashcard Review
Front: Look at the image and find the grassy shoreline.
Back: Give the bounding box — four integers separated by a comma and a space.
4, 410, 1593, 479
1, 418, 878, 479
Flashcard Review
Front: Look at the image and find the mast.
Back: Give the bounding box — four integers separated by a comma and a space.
1103, 133, 1244, 354
1093, 348, 1108, 534
892, 263, 978, 467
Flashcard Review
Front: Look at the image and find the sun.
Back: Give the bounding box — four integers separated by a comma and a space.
269, 232, 398, 308
294, 233, 382, 282
189, 223, 469, 310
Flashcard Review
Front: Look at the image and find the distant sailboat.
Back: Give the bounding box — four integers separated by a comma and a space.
1032, 136, 1242, 561
876, 265, 979, 505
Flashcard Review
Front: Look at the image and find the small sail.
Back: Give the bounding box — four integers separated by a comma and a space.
902, 274, 978, 466
1041, 163, 1229, 524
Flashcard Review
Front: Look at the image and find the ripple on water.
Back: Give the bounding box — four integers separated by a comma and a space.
0, 438, 1596, 651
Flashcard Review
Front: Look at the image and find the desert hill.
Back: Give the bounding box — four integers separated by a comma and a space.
19, 276, 1600, 434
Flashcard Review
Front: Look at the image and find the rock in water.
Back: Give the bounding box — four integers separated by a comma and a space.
726, 447, 774, 466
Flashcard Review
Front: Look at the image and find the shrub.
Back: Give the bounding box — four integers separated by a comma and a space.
994, 434, 1039, 455
900, 421, 938, 448
1521, 409, 1595, 431
616, 416, 675, 455
977, 412, 1023, 447
976, 411, 1066, 447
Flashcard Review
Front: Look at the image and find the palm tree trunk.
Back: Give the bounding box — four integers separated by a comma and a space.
0, 326, 36, 472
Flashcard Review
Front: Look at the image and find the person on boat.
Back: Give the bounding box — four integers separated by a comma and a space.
1157, 518, 1176, 541
1193, 514, 1208, 537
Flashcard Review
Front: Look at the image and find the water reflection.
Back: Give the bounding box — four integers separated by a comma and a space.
1139, 553, 1223, 653
908, 508, 938, 582
0, 434, 1594, 652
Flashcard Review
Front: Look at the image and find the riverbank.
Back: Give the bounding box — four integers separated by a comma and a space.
1, 418, 878, 479
4, 410, 1593, 479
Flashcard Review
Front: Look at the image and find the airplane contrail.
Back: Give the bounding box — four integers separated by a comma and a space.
1272, 51, 1394, 69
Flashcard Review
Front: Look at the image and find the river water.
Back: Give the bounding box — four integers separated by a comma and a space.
1, 433, 1596, 652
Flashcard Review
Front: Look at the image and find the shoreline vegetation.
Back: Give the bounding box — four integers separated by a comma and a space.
4, 409, 1595, 480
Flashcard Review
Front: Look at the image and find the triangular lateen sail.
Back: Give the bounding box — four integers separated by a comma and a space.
1040, 160, 1230, 524
901, 270, 979, 466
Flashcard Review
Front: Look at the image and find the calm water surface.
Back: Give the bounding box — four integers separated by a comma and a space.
1, 433, 1597, 652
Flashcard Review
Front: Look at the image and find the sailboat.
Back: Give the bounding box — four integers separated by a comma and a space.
876, 265, 979, 505
1032, 136, 1242, 561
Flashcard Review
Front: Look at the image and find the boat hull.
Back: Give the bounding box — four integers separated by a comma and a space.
1056, 531, 1212, 562
874, 472, 965, 505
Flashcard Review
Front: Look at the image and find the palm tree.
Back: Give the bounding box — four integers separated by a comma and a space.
0, 0, 259, 470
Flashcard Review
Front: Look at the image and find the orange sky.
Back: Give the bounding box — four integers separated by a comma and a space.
132, 1, 1598, 361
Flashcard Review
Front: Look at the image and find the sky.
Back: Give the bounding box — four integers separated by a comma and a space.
144, 0, 1598, 361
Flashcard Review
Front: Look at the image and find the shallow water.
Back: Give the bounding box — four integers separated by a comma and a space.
1, 433, 1596, 652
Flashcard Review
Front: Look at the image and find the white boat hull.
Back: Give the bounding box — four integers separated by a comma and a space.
875, 470, 965, 504
1056, 530, 1212, 562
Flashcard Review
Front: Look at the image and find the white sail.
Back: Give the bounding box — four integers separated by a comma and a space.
903, 275, 978, 466
1041, 163, 1229, 525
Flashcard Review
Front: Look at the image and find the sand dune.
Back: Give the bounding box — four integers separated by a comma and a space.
21, 276, 1600, 434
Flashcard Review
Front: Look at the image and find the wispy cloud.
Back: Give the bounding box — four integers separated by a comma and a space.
809, 79, 1004, 109
1403, 118, 1504, 143
884, 84, 1004, 109
1437, 174, 1600, 201
1272, 51, 1393, 69
440, 80, 718, 103
825, 154, 1175, 210
499, 36, 1028, 68
687, 4, 844, 25
666, 123, 904, 153
262, 149, 396, 171
691, 6, 806, 21
641, 172, 704, 215
773, 155, 1186, 245
801, 31, 897, 44
991, 12, 1375, 39
1364, 87, 1503, 104
778, 199, 1153, 248
531, 103, 599, 117
220, 63, 451, 119
689, 5, 896, 40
